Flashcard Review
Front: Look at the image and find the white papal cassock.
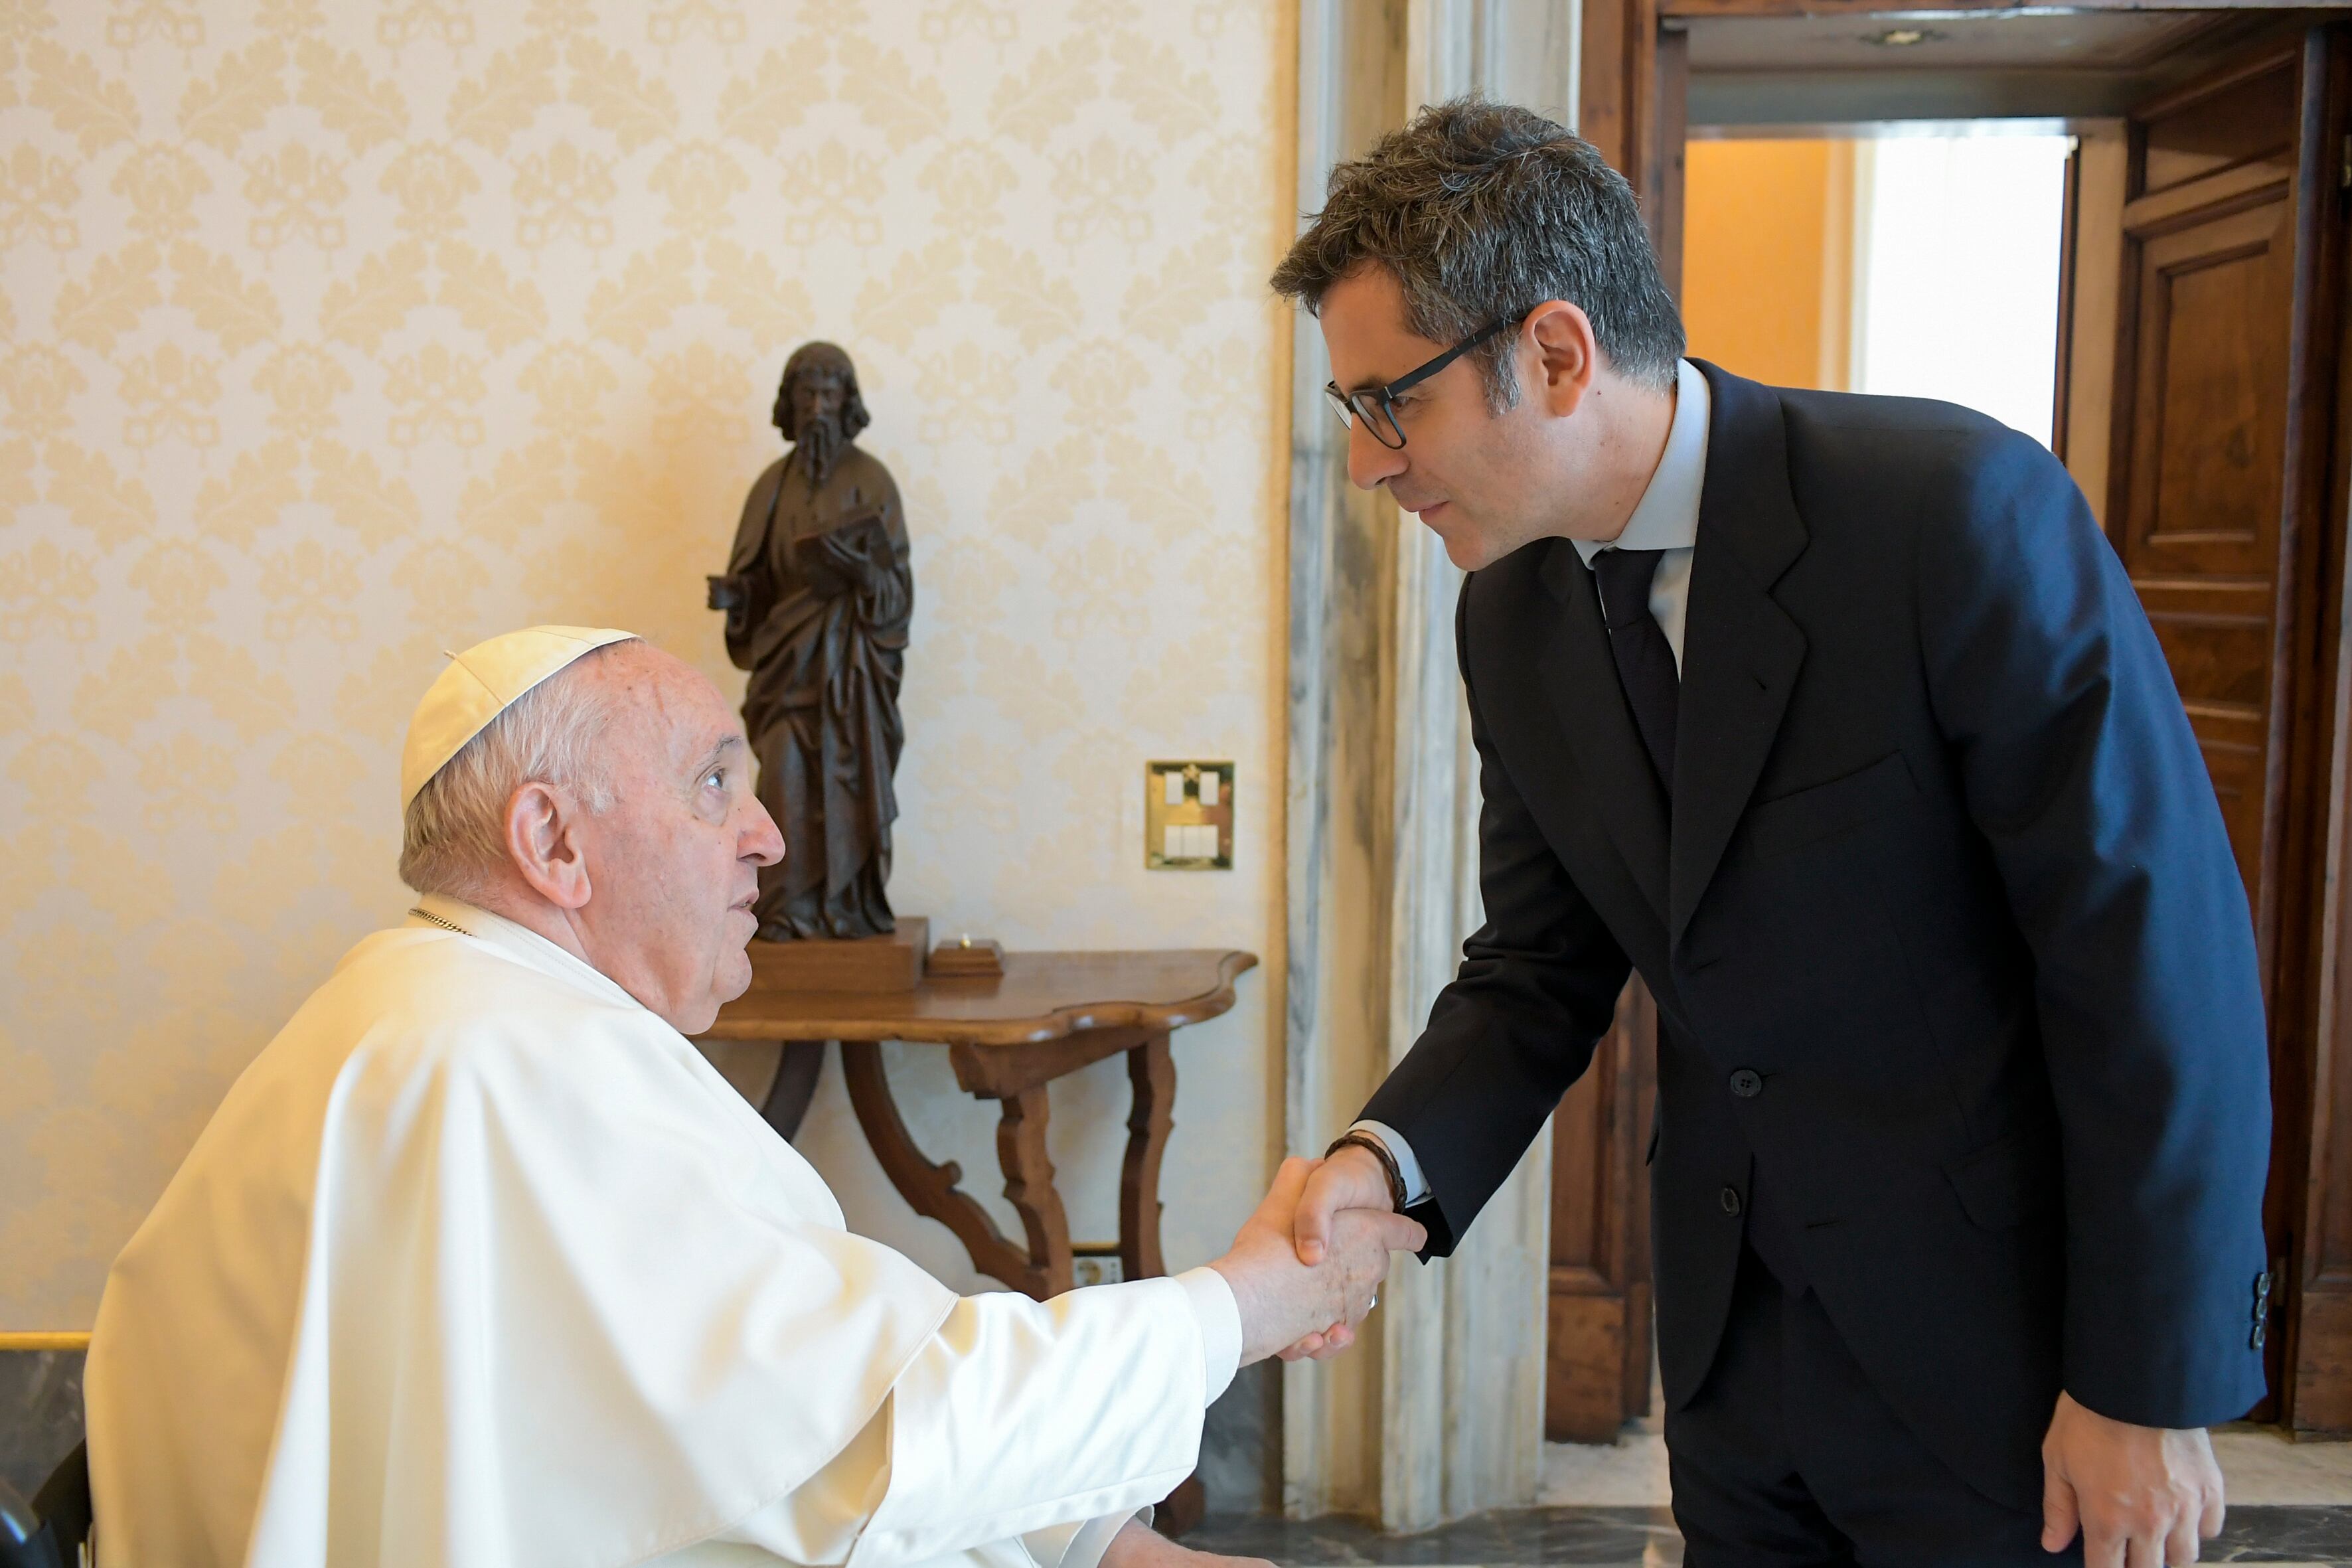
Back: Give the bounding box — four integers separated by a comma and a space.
86, 895, 1239, 1568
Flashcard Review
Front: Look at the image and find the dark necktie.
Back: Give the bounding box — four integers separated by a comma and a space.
1593, 547, 1678, 795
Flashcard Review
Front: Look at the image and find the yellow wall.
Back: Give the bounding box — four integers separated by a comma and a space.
1682, 139, 1853, 392
1, 0, 1293, 1326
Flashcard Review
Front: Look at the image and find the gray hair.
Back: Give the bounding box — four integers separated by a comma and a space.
398, 641, 633, 899
1271, 98, 1684, 404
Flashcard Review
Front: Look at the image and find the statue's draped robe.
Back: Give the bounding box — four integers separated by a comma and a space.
724, 445, 912, 939
85, 898, 1238, 1568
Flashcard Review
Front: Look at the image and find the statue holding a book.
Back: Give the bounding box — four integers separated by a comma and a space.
710, 341, 911, 942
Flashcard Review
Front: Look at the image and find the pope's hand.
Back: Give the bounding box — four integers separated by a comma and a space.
1210, 1157, 1423, 1366
2040, 1391, 2224, 1566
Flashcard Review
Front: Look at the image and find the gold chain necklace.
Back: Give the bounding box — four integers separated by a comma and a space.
408, 906, 471, 937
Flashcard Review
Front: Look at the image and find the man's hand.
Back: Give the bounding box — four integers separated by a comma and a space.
1272, 1142, 1403, 1361
1293, 1142, 1397, 1265
1210, 1157, 1423, 1365
2041, 1391, 2225, 1566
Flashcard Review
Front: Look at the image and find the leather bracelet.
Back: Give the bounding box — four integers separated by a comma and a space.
1325, 1131, 1409, 1214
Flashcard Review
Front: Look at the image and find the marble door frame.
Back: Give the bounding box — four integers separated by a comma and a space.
1279, 0, 1579, 1529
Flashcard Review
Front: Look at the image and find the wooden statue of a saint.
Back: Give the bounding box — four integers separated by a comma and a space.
709, 342, 912, 941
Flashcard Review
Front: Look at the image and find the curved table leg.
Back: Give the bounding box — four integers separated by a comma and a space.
838, 1040, 1068, 1300
1119, 1030, 1174, 1283
995, 1085, 1075, 1299
759, 1040, 827, 1143
1116, 1031, 1206, 1537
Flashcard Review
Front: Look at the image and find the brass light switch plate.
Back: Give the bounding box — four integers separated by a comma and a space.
1146, 760, 1233, 870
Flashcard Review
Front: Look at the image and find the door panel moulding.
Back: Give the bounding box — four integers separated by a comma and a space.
1690, 69, 2166, 123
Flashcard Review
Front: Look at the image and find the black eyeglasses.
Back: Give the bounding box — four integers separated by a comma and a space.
1324, 314, 1519, 449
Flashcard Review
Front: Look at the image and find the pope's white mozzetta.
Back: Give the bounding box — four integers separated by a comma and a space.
84, 893, 1239, 1568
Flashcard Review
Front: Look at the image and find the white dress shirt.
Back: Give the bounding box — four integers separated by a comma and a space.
1351, 359, 1711, 1207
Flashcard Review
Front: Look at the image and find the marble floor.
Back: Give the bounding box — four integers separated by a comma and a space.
14, 1342, 2352, 1563
1186, 1429, 2352, 1566
1537, 1422, 2352, 1508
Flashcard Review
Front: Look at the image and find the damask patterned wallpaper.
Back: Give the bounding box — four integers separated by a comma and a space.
1, 0, 1292, 1325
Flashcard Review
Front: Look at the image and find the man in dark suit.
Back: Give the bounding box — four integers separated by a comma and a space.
1269, 100, 2272, 1566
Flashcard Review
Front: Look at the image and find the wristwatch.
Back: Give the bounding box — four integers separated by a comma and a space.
1325, 1131, 1410, 1214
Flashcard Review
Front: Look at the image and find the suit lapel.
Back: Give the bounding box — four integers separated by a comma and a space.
1668, 364, 1810, 947
1536, 538, 1670, 926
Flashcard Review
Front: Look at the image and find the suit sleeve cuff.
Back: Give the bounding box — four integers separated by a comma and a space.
1349, 1119, 1432, 1208
1176, 1265, 1241, 1403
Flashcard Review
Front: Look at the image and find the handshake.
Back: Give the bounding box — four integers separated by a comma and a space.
1206, 1146, 1423, 1366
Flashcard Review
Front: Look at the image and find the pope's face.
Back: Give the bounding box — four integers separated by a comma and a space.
574, 647, 783, 1034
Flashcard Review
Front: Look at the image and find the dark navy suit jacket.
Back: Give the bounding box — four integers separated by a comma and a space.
1361, 362, 2272, 1508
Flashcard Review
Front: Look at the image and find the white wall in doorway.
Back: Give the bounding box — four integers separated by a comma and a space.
1853, 133, 2077, 446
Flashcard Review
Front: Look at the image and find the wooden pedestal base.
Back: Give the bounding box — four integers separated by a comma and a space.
745, 916, 928, 994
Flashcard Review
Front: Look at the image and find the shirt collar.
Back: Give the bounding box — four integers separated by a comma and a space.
1572, 358, 1709, 567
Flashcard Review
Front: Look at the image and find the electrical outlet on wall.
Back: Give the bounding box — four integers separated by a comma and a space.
1072, 1256, 1125, 1287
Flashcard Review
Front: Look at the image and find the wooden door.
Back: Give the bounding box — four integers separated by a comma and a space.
2096, 29, 2349, 1427
1546, 980, 1658, 1440
1569, 9, 2352, 1437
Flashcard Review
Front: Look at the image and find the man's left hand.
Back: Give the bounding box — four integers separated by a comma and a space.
2041, 1391, 2225, 1565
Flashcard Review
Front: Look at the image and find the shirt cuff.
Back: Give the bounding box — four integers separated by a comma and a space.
1348, 1119, 1431, 1208
1176, 1265, 1242, 1405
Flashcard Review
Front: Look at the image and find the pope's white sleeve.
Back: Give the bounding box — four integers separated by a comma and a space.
1175, 1265, 1242, 1403
710, 1426, 1151, 1568
1007, 1271, 1233, 1568
1014, 1508, 1145, 1568
699, 1270, 1237, 1568
688, 1405, 892, 1563
842, 1273, 1225, 1568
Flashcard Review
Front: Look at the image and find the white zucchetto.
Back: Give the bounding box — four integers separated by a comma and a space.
400, 625, 639, 810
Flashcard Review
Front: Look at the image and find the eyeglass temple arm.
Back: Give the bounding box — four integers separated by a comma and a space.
1385, 315, 1517, 398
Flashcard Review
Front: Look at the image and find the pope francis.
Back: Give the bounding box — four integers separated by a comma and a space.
84, 627, 1418, 1568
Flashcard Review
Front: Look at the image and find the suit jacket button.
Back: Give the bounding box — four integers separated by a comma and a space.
1730, 1069, 1764, 1099
1719, 1186, 1743, 1216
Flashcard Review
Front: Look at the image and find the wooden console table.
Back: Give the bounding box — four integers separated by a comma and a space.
700, 948, 1258, 1304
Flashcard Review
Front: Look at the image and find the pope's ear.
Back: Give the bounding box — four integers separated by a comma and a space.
505, 781, 591, 910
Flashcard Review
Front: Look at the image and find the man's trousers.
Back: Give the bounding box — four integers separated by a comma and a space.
1667, 1247, 2080, 1567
